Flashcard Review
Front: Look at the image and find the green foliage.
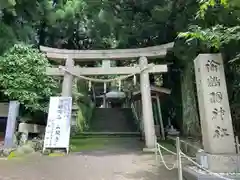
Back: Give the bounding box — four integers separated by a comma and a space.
0, 22, 16, 54
176, 0, 240, 136
178, 25, 240, 50
197, 0, 229, 18
74, 80, 95, 132
0, 0, 16, 11
0, 44, 58, 111
179, 0, 240, 56
76, 107, 85, 132
76, 102, 94, 132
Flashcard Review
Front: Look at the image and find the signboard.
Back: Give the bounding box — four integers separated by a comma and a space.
4, 101, 20, 148
43, 97, 72, 153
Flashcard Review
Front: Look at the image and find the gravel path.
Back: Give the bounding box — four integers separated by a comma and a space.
0, 139, 178, 180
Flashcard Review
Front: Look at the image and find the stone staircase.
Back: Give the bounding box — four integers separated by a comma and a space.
88, 108, 139, 135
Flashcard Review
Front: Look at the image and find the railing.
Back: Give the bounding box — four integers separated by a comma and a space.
167, 136, 202, 159
155, 137, 234, 180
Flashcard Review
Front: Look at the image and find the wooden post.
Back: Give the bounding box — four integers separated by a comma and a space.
176, 137, 183, 180
139, 100, 144, 136
236, 136, 239, 154
139, 56, 156, 149
92, 86, 96, 104
185, 143, 188, 154
136, 100, 142, 134
152, 98, 157, 125
103, 95, 106, 108
136, 100, 139, 118
156, 95, 165, 140
61, 56, 74, 97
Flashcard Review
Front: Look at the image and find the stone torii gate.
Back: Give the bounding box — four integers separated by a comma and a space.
40, 42, 174, 149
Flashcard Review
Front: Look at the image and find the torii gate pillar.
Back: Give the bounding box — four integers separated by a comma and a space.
62, 56, 74, 96
139, 56, 156, 148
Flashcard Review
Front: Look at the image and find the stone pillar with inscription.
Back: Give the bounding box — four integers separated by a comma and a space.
194, 54, 240, 173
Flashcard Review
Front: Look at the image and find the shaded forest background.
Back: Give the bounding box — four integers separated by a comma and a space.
0, 0, 239, 137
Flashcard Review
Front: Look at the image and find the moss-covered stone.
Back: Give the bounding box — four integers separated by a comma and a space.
1, 148, 16, 157
48, 153, 65, 157
2, 138, 44, 159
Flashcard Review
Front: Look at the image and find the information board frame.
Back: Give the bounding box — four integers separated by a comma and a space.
43, 97, 72, 154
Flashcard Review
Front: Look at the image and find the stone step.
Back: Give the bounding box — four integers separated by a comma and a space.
77, 132, 140, 135
89, 108, 138, 132
72, 132, 142, 139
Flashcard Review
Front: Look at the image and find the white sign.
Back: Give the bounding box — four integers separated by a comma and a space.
43, 97, 72, 153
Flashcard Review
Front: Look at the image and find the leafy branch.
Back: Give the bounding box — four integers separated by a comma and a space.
196, 0, 229, 19
178, 25, 240, 50
0, 43, 59, 112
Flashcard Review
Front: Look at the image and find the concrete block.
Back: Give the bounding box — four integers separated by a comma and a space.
18, 123, 45, 134
142, 148, 155, 153
196, 152, 240, 173
183, 166, 240, 180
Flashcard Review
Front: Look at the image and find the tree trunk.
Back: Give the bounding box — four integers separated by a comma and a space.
181, 61, 201, 137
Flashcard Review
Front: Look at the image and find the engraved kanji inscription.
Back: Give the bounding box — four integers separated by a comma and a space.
212, 107, 225, 121
207, 76, 221, 87
213, 126, 230, 138
205, 60, 220, 72
209, 92, 223, 103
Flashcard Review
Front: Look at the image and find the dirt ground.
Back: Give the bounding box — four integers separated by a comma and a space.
0, 138, 178, 180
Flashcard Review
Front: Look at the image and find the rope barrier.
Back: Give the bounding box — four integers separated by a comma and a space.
156, 143, 177, 156
59, 63, 155, 83
180, 152, 233, 180
155, 139, 235, 180
155, 143, 177, 170
167, 136, 202, 152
